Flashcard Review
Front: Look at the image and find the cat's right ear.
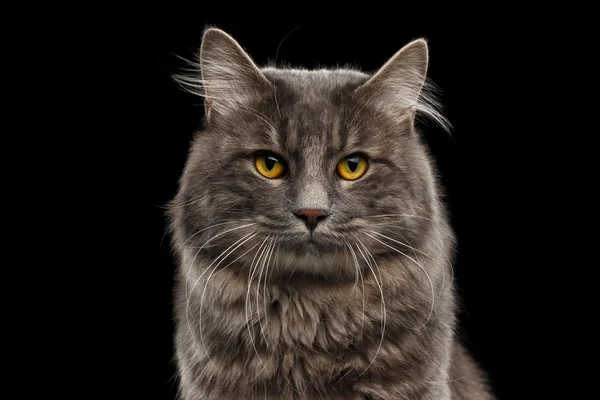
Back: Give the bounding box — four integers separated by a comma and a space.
200, 28, 271, 122
355, 39, 450, 131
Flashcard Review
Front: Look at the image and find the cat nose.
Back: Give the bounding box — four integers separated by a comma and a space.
293, 209, 329, 232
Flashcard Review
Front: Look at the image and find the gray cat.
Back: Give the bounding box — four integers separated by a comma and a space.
168, 27, 495, 400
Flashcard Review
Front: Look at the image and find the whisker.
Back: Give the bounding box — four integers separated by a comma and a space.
353, 239, 386, 378
191, 240, 262, 287
256, 237, 279, 347
183, 222, 257, 311
365, 213, 436, 223
179, 221, 256, 250
345, 240, 360, 287
345, 240, 365, 340
262, 236, 278, 346
245, 235, 271, 378
273, 241, 281, 281
168, 195, 207, 209
362, 232, 435, 330
220, 242, 261, 269
187, 231, 257, 367
272, 25, 300, 117
256, 238, 275, 346
368, 222, 454, 285
372, 228, 453, 294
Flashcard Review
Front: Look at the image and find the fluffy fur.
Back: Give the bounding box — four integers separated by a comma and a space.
169, 28, 495, 400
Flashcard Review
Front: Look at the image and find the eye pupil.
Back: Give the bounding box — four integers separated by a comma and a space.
265, 155, 277, 171
347, 156, 359, 172
337, 154, 367, 180
255, 152, 285, 179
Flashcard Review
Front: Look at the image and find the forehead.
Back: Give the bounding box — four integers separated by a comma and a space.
259, 68, 373, 155
262, 68, 369, 96
262, 68, 368, 114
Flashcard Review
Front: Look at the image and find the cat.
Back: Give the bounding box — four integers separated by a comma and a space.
168, 27, 495, 400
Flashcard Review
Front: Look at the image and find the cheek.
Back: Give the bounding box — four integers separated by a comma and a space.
338, 164, 429, 221
182, 160, 255, 216
221, 163, 291, 215
341, 168, 398, 205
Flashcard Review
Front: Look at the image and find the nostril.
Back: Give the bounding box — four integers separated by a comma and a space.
293, 209, 329, 231
294, 212, 308, 221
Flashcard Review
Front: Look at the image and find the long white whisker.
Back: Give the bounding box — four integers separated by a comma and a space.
220, 242, 260, 269
187, 231, 257, 367
169, 194, 245, 210
179, 222, 257, 250
353, 239, 386, 378
256, 238, 275, 346
245, 235, 271, 378
262, 237, 278, 345
362, 232, 435, 330
168, 195, 206, 209
192, 241, 262, 285
185, 226, 254, 326
273, 241, 281, 281
345, 240, 360, 287
366, 213, 436, 223
184, 222, 257, 312
345, 240, 365, 340
369, 221, 454, 289
272, 25, 300, 117
372, 228, 452, 294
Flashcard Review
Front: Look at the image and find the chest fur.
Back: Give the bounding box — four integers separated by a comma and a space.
196, 278, 383, 389
178, 260, 451, 399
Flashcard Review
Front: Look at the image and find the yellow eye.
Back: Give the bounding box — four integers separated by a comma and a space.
255, 152, 286, 179
337, 154, 368, 180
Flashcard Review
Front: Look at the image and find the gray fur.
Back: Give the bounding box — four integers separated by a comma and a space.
169, 28, 495, 399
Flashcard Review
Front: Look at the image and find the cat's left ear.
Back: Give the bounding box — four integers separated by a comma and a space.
200, 28, 271, 122
356, 38, 429, 118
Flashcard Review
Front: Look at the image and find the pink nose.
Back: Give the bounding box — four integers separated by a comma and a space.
294, 209, 329, 231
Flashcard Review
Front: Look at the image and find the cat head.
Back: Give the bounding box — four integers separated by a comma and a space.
170, 28, 450, 281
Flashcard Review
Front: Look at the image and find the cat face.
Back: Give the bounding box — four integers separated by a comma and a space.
171, 29, 448, 280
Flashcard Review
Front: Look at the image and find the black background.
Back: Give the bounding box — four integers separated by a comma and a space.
110, 14, 562, 400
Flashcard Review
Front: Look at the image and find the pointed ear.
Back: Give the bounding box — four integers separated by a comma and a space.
200, 28, 270, 121
356, 38, 429, 119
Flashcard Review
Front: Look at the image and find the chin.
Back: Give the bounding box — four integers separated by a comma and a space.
270, 235, 355, 282
280, 231, 341, 253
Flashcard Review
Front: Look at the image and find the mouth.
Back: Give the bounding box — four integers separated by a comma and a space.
245, 230, 358, 281
269, 237, 358, 282
278, 232, 342, 254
